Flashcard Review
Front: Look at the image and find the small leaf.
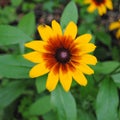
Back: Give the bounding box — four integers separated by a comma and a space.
51, 85, 77, 120
0, 81, 26, 109
0, 25, 32, 46
29, 95, 52, 115
60, 1, 78, 29
93, 61, 120, 74
35, 75, 47, 93
96, 77, 119, 120
18, 12, 35, 36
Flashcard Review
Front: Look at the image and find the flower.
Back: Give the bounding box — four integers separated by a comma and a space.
23, 20, 97, 92
84, 0, 113, 16
109, 20, 120, 39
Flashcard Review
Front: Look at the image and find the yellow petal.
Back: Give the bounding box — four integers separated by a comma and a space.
75, 34, 92, 44
116, 29, 120, 39
79, 43, 96, 54
72, 69, 87, 86
25, 41, 47, 52
98, 6, 104, 16
101, 4, 107, 14
80, 54, 97, 65
37, 24, 54, 41
46, 66, 59, 91
64, 21, 77, 39
52, 20, 62, 36
105, 0, 113, 10
109, 22, 120, 31
59, 66, 72, 92
23, 51, 43, 63
78, 64, 94, 75
87, 4, 96, 13
29, 63, 49, 78
84, 0, 91, 4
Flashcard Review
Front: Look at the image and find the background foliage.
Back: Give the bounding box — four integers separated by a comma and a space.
0, 0, 120, 120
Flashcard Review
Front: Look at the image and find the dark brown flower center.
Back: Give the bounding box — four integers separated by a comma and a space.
93, 0, 105, 5
55, 48, 71, 63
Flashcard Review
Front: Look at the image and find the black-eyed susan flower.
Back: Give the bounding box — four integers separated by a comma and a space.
23, 20, 97, 92
84, 0, 113, 16
109, 20, 120, 39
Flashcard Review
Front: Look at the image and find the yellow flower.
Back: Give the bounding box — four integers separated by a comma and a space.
109, 20, 120, 39
84, 0, 113, 16
23, 20, 97, 92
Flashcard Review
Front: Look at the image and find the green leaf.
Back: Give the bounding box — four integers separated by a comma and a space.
79, 5, 96, 23
80, 76, 97, 99
11, 0, 23, 6
60, 1, 78, 29
51, 85, 77, 120
78, 23, 92, 35
18, 12, 35, 53
111, 46, 120, 61
93, 61, 120, 74
0, 81, 26, 109
119, 108, 120, 120
29, 117, 39, 120
0, 64, 29, 78
35, 75, 47, 93
96, 31, 111, 47
0, 54, 33, 78
18, 12, 35, 36
0, 25, 32, 46
111, 73, 120, 88
43, 111, 58, 120
96, 77, 119, 120
29, 95, 52, 115
0, 54, 33, 67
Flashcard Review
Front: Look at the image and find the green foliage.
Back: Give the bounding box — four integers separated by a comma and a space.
11, 0, 23, 7
18, 12, 35, 37
35, 75, 47, 93
28, 95, 52, 116
0, 0, 120, 120
0, 81, 26, 110
95, 30, 111, 47
96, 77, 119, 120
22, 2, 35, 12
43, 1, 55, 12
43, 111, 58, 120
60, 1, 78, 29
0, 6, 17, 24
51, 85, 77, 120
111, 73, 120, 88
78, 109, 95, 120
0, 25, 32, 45
0, 55, 33, 78
93, 61, 120, 74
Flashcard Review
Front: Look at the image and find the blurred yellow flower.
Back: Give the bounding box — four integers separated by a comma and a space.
109, 20, 120, 39
84, 0, 113, 16
23, 20, 97, 92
